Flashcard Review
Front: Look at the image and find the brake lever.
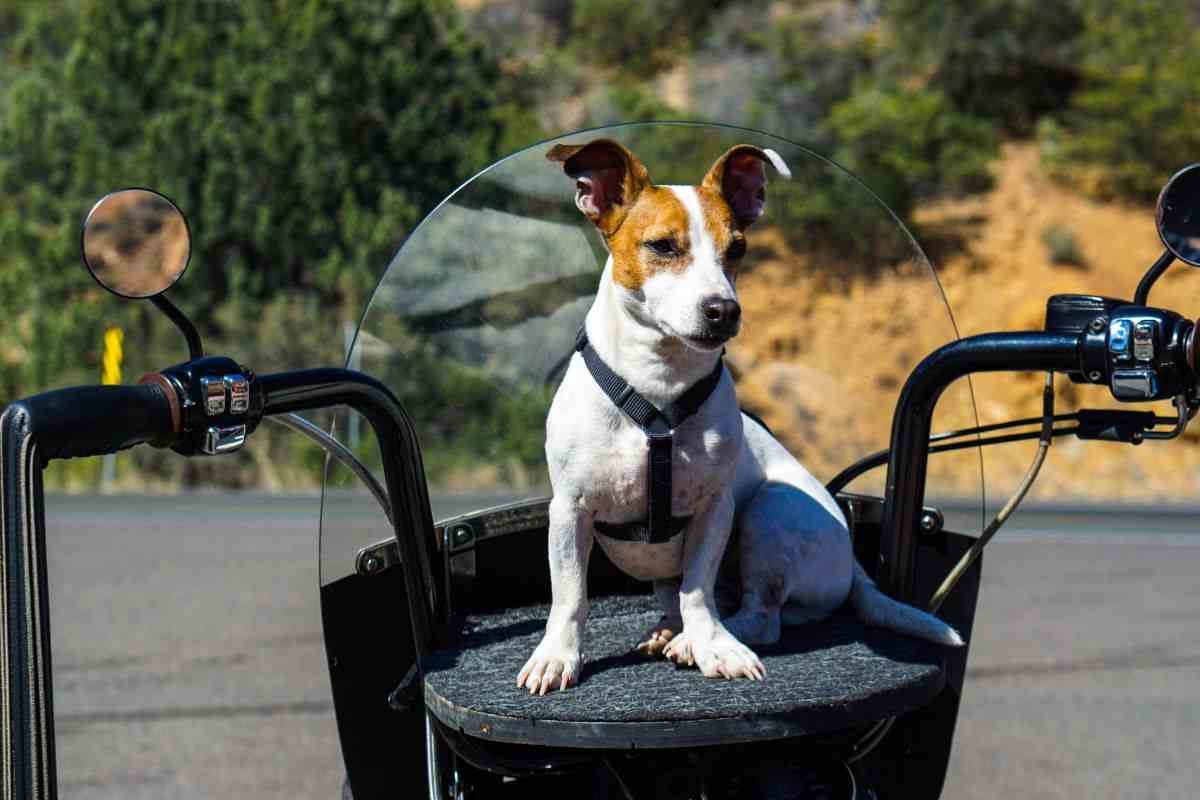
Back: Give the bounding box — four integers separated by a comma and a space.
1074, 400, 1194, 444
1075, 409, 1158, 443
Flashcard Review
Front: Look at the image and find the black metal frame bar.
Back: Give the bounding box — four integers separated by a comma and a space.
0, 408, 56, 800
257, 368, 440, 658
878, 331, 1081, 601
0, 367, 436, 798
259, 369, 442, 799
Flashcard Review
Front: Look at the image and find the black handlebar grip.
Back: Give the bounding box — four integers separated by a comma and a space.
2, 383, 178, 464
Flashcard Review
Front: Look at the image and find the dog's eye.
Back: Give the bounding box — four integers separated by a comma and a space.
644, 238, 678, 257
726, 238, 747, 261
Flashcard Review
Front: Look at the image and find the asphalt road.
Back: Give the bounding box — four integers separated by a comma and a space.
42, 494, 1200, 799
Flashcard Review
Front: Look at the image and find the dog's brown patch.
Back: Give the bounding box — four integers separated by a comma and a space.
606, 186, 694, 290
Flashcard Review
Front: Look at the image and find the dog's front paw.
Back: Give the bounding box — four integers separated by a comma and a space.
517, 638, 581, 695
663, 624, 765, 680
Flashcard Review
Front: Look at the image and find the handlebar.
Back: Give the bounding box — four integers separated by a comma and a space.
4, 382, 176, 463
880, 307, 1200, 604
879, 331, 1081, 601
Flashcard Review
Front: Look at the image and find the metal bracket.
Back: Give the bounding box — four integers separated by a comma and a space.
838, 492, 943, 538
356, 538, 401, 577
354, 495, 948, 578
354, 498, 553, 577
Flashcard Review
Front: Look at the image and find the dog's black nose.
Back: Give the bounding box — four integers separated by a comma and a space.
701, 297, 741, 330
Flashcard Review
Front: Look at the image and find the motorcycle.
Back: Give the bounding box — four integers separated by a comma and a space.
4, 122, 1198, 799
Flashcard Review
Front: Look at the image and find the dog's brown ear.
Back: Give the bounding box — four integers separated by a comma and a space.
547, 139, 650, 236
702, 145, 792, 228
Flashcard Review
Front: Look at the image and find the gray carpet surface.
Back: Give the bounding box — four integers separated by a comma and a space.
424, 595, 943, 725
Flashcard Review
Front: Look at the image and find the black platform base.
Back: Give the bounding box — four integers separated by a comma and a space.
424, 595, 945, 749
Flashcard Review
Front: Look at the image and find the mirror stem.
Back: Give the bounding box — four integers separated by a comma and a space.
151, 294, 204, 359
1135, 250, 1176, 305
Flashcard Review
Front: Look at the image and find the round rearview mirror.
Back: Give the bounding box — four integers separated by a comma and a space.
82, 188, 191, 298
1157, 164, 1200, 266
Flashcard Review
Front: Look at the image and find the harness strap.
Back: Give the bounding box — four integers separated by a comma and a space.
575, 328, 725, 544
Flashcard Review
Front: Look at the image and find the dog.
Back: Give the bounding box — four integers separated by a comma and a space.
517, 139, 963, 696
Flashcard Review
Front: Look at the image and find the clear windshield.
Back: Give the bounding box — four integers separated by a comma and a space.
318, 122, 983, 586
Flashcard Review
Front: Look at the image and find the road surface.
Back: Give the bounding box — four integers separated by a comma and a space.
40, 494, 1199, 799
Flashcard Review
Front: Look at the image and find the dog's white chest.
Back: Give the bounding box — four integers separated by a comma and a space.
546, 359, 741, 580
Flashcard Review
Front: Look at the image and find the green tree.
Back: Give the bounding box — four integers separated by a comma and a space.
569, 0, 732, 78
0, 0, 531, 397
1038, 0, 1200, 201
827, 82, 997, 221
691, 2, 997, 231
0, 0, 539, 489
886, 0, 1083, 135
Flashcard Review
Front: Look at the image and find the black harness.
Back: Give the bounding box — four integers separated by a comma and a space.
575, 328, 725, 544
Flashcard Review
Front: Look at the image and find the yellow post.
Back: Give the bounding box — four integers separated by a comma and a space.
101, 327, 123, 385
100, 326, 124, 488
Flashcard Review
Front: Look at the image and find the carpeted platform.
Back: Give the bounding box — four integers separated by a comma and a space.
424, 595, 946, 749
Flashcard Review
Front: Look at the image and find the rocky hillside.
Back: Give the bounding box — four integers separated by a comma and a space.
731, 143, 1200, 503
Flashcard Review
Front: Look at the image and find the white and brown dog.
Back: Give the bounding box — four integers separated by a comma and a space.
517, 139, 962, 696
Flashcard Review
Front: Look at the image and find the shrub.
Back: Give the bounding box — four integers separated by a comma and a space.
1041, 224, 1086, 267
885, 0, 1084, 135
1038, 0, 1200, 202
826, 82, 997, 220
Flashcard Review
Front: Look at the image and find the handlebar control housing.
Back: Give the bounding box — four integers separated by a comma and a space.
145, 355, 265, 456
1046, 294, 1198, 402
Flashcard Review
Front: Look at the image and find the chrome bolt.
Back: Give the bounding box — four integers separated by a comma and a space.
1089, 318, 1106, 334
452, 525, 473, 546
1088, 370, 1103, 382
920, 513, 938, 532
364, 556, 382, 573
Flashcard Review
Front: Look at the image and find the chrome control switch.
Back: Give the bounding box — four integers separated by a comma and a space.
1111, 369, 1158, 401
1132, 322, 1155, 361
200, 376, 226, 415
1109, 319, 1131, 357
225, 374, 250, 414
202, 424, 247, 455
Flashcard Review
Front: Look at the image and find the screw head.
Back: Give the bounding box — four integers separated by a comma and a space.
1088, 370, 1103, 382
920, 513, 938, 532
364, 556, 382, 573
452, 525, 473, 546
1089, 318, 1106, 333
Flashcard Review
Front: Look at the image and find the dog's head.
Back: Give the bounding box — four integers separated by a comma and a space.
548, 139, 790, 351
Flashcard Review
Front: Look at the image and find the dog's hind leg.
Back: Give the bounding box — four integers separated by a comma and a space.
635, 578, 683, 656
723, 586, 783, 646
724, 481, 852, 645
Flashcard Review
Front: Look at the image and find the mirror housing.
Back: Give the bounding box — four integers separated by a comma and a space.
81, 188, 191, 298
1157, 164, 1200, 266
